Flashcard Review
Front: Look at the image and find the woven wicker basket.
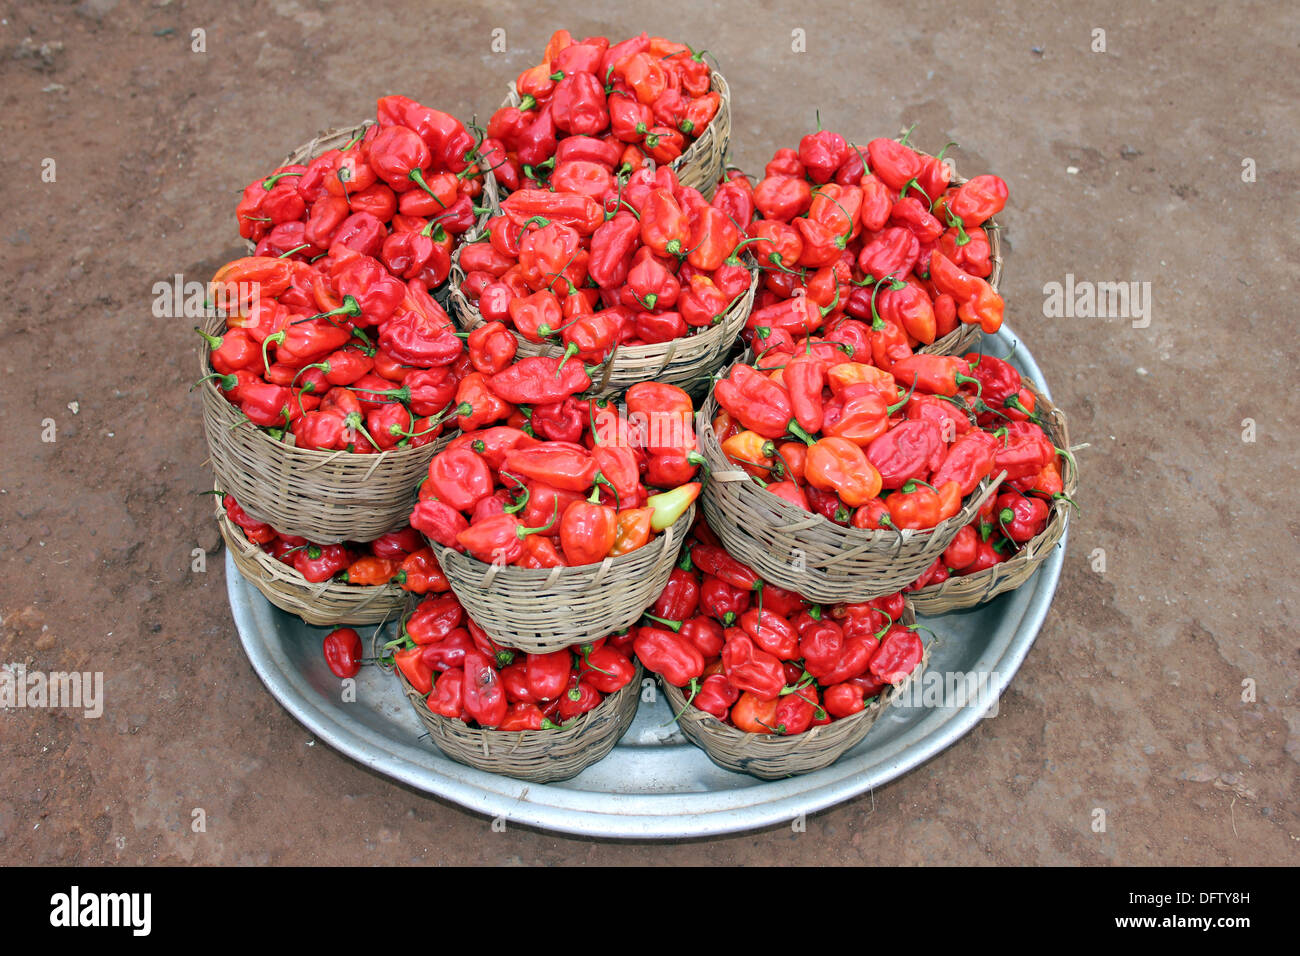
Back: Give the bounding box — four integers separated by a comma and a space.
198, 309, 455, 543
901, 143, 1005, 357
909, 380, 1077, 614
661, 609, 927, 780
495, 68, 731, 198
398, 657, 643, 783
214, 491, 406, 627
447, 253, 756, 398
427, 504, 694, 654
697, 354, 1001, 602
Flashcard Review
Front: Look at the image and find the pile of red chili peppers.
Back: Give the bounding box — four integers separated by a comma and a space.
458, 163, 753, 361
633, 516, 922, 734
719, 127, 1007, 352
222, 494, 448, 592
237, 95, 486, 274
711, 337, 1064, 542
483, 30, 722, 194
200, 95, 493, 443
200, 39, 1078, 760
410, 380, 703, 567
389, 591, 638, 729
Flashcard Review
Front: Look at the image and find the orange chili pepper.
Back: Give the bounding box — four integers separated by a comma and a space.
339, 556, 401, 586
805, 437, 883, 508
730, 692, 779, 734
721, 430, 774, 479
609, 507, 654, 556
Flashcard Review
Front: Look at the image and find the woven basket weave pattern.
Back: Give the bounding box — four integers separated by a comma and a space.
428, 504, 695, 654
698, 355, 1000, 602
662, 608, 927, 780
398, 660, 643, 783
215, 496, 406, 627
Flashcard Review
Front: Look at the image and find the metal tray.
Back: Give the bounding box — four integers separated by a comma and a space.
227, 323, 1067, 839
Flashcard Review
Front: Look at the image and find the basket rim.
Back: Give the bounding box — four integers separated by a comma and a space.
907, 377, 1077, 604
214, 488, 407, 612
427, 500, 695, 585
699, 350, 1003, 548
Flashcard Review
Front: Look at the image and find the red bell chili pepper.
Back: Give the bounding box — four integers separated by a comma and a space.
996, 491, 1049, 543
948, 174, 1008, 226
460, 649, 508, 727
866, 136, 922, 191
634, 627, 704, 687
410, 499, 470, 551
680, 617, 725, 659
502, 189, 603, 235
929, 251, 1003, 333
889, 354, 981, 398
930, 430, 999, 496
487, 355, 591, 406
406, 593, 465, 646
653, 566, 701, 622
805, 437, 883, 507
865, 420, 946, 490
691, 544, 762, 593
427, 668, 466, 719
559, 487, 618, 565
868, 625, 924, 684
551, 71, 611, 135
557, 676, 603, 720
739, 609, 799, 661
713, 364, 817, 443
396, 547, 449, 594
699, 575, 749, 626
525, 649, 573, 701
339, 555, 400, 586
322, 627, 364, 679
943, 523, 980, 571
693, 673, 740, 720
395, 646, 436, 696
578, 645, 636, 694
721, 633, 786, 701
993, 421, 1056, 481
425, 446, 494, 512
503, 445, 597, 493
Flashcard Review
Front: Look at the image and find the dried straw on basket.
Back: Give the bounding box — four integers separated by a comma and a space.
427, 505, 695, 654
909, 379, 1077, 614
662, 607, 928, 780
495, 69, 732, 198
215, 490, 406, 627
446, 255, 757, 399
199, 312, 454, 543
697, 354, 1001, 602
398, 653, 642, 783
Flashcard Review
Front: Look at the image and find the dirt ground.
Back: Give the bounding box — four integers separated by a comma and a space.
1, 0, 1296, 865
